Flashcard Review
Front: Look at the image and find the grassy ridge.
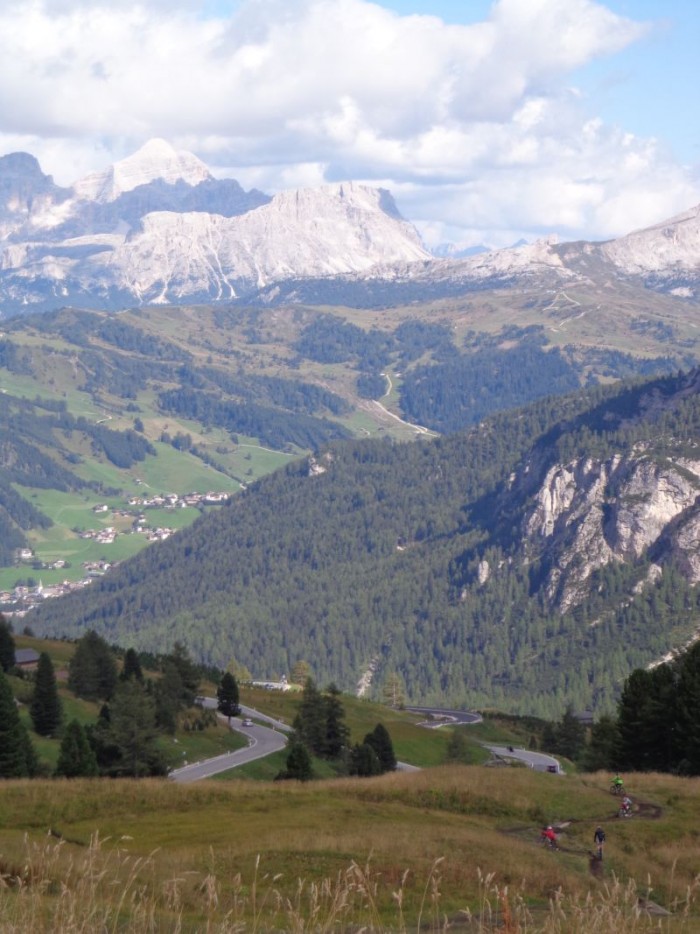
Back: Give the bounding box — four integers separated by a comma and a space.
0, 768, 698, 930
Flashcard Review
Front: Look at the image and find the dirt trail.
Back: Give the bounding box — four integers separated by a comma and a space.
500, 792, 664, 880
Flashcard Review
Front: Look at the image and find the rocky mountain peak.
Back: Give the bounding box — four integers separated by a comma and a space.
73, 138, 213, 204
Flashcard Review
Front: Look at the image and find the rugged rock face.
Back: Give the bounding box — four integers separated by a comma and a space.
0, 139, 699, 315
524, 450, 700, 609
0, 140, 430, 315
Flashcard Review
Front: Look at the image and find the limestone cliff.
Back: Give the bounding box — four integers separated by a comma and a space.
523, 450, 700, 609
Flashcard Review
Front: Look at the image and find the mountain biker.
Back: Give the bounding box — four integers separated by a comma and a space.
620, 795, 632, 816
541, 826, 558, 849
593, 825, 606, 860
611, 774, 624, 794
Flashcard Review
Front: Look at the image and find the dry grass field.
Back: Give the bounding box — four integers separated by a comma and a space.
1, 766, 699, 931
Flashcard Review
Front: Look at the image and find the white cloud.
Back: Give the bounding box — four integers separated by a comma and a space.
0, 0, 697, 247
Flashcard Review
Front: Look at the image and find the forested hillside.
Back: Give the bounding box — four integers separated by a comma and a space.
0, 300, 686, 578
29, 369, 700, 716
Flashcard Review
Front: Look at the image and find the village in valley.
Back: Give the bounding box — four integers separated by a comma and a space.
0, 490, 232, 617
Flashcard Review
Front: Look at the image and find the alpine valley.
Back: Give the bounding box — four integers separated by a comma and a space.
4, 140, 700, 715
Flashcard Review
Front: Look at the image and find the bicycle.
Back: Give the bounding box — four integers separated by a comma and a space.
610, 782, 624, 795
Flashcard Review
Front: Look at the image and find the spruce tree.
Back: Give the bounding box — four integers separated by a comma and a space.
30, 652, 63, 736
674, 643, 700, 774
168, 642, 200, 706
120, 648, 143, 682
350, 742, 382, 777
154, 660, 184, 734
0, 669, 37, 777
217, 671, 240, 722
55, 719, 99, 777
281, 741, 313, 781
107, 679, 166, 777
293, 678, 326, 755
68, 630, 118, 701
581, 715, 620, 772
323, 683, 349, 759
363, 722, 397, 772
0, 614, 15, 672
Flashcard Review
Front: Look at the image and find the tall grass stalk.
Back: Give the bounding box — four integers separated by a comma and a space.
1, 834, 699, 932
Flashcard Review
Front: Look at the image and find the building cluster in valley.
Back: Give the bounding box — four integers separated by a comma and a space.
1, 490, 232, 617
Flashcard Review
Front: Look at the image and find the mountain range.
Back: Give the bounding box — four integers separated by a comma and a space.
1, 138, 699, 316
26, 368, 700, 716
5, 140, 700, 716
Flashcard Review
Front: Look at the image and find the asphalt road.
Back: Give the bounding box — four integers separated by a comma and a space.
484, 744, 563, 773
169, 700, 559, 782
169, 702, 289, 783
405, 706, 562, 773
404, 706, 483, 726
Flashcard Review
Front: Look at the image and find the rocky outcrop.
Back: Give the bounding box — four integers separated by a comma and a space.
524, 450, 700, 609
0, 140, 430, 315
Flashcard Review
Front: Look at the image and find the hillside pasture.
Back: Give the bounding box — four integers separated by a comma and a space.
0, 769, 698, 931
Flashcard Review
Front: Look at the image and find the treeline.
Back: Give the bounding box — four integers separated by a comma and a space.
190, 365, 351, 418
399, 334, 580, 432
158, 387, 351, 451
538, 637, 700, 777
0, 617, 215, 779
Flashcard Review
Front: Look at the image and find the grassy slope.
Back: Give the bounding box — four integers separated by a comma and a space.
5, 639, 700, 929
0, 769, 698, 930
10, 636, 248, 773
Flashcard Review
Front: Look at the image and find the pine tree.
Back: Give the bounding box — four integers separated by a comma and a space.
55, 719, 99, 777
0, 614, 15, 672
0, 669, 37, 777
30, 652, 63, 736
555, 707, 586, 761
217, 671, 240, 722
615, 669, 655, 770
674, 644, 700, 774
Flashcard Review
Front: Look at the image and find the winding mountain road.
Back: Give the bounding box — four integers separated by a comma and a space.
483, 744, 562, 773
169, 701, 559, 781
169, 702, 289, 783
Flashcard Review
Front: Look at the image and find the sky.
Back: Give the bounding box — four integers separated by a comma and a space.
1, 0, 698, 250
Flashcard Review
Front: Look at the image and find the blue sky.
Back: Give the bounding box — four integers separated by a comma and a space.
1, 0, 698, 248
381, 0, 699, 163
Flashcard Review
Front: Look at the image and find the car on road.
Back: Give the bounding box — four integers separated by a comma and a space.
242, 718, 254, 727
